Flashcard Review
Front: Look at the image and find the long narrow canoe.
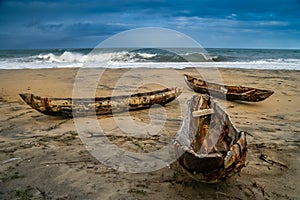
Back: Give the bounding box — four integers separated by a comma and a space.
20, 87, 182, 118
184, 74, 274, 102
174, 95, 247, 183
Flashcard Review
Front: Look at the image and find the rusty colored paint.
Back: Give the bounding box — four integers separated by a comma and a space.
41, 98, 51, 108
184, 74, 274, 102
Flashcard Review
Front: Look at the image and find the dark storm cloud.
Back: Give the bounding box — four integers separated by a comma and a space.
0, 0, 299, 49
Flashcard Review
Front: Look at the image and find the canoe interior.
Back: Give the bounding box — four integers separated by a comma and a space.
175, 94, 247, 183
21, 87, 176, 102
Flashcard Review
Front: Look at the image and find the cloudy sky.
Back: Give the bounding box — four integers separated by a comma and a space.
0, 0, 299, 49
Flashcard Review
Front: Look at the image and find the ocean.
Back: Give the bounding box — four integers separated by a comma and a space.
0, 48, 299, 70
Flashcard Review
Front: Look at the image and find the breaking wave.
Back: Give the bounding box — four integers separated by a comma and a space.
0, 48, 299, 70
28, 49, 218, 63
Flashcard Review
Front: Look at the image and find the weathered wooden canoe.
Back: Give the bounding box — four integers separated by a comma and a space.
184, 74, 274, 102
20, 87, 182, 118
174, 95, 247, 183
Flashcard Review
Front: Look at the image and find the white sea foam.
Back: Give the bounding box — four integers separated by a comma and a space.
0, 49, 299, 70
0, 60, 299, 70
30, 51, 159, 63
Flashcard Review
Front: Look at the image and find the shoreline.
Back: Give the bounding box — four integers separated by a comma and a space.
1, 66, 300, 71
0, 67, 299, 199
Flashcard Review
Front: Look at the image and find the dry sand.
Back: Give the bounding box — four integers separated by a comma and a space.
0, 68, 299, 199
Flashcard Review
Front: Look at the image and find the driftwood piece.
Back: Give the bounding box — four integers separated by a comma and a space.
41, 159, 93, 165
192, 108, 214, 117
259, 153, 288, 168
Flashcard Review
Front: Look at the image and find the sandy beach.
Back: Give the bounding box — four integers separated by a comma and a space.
0, 67, 299, 199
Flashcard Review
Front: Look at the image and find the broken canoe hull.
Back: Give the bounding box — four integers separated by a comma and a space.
20, 87, 182, 118
184, 74, 274, 102
174, 94, 247, 183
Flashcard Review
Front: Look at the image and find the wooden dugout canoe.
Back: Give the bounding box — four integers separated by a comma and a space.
174, 95, 247, 183
19, 87, 182, 118
184, 74, 274, 102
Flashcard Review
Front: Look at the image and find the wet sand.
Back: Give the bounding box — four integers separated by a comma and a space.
0, 68, 299, 199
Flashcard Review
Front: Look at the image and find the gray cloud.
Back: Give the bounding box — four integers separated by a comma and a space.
0, 0, 299, 49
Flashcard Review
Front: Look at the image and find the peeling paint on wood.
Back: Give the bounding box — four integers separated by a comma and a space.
20, 87, 182, 118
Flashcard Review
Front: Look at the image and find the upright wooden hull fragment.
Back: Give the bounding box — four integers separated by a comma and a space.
184, 74, 274, 102
20, 87, 182, 118
174, 94, 247, 183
